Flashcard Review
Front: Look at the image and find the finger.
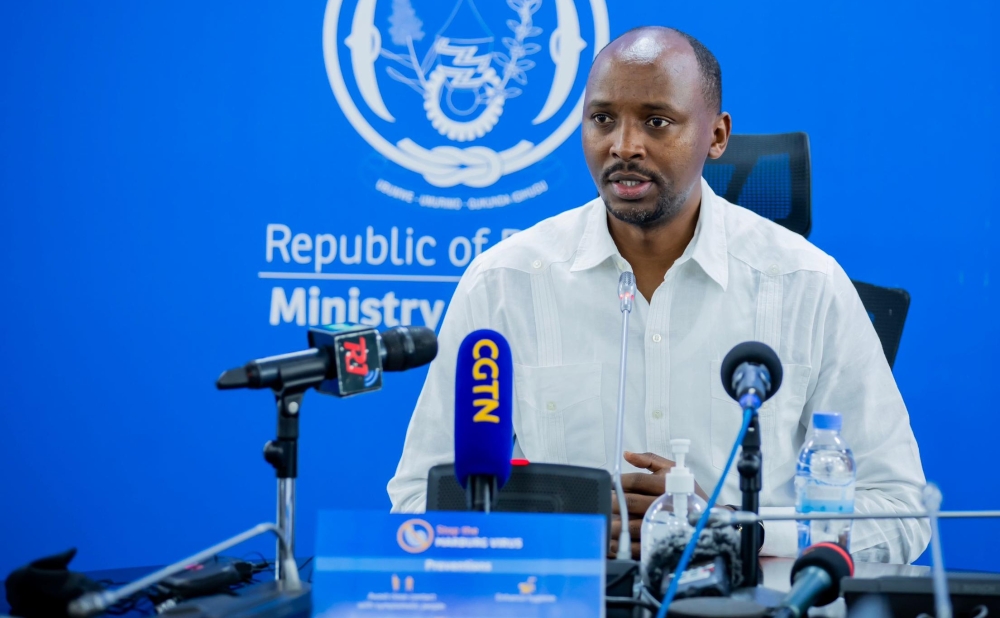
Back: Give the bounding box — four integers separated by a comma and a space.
609, 541, 642, 560
626, 492, 656, 517
694, 482, 709, 501
612, 490, 659, 516
620, 472, 667, 496
608, 538, 644, 559
610, 516, 643, 539
628, 518, 641, 538
624, 450, 675, 474
610, 539, 643, 559
612, 490, 653, 512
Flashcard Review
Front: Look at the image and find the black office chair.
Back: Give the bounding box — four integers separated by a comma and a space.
851, 281, 910, 369
705, 133, 908, 369
703, 132, 812, 237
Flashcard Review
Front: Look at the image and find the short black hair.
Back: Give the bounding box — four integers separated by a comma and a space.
607, 26, 723, 113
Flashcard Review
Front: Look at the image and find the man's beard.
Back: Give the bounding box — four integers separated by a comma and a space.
600, 164, 690, 229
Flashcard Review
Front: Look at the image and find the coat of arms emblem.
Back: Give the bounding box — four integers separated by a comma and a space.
323, 0, 609, 194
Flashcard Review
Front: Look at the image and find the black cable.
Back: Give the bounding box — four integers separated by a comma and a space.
606, 562, 639, 592
248, 558, 274, 575
297, 555, 315, 583
239, 551, 273, 568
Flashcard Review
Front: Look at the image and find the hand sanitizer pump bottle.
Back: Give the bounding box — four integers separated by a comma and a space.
640, 438, 706, 586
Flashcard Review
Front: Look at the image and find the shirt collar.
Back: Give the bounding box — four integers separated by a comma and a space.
569, 178, 729, 290
686, 178, 729, 290
569, 196, 622, 273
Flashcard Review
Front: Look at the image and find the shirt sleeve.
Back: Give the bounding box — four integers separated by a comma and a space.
386, 267, 485, 513
759, 506, 798, 558
801, 259, 930, 563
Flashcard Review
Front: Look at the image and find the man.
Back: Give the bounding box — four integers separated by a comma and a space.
388, 26, 929, 563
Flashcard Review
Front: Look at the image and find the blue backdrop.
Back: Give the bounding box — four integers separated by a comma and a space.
1, 0, 997, 577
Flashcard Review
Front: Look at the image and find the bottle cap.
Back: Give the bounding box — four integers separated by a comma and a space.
665, 439, 695, 495
813, 411, 842, 431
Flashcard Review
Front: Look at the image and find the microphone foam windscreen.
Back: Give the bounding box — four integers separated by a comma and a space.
381, 326, 438, 371
454, 329, 513, 490
790, 542, 855, 606
646, 525, 743, 594
720, 341, 784, 401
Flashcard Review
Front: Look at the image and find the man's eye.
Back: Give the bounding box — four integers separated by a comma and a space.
647, 117, 670, 128
592, 113, 612, 124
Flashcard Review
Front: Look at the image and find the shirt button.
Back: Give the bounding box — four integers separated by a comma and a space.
651, 409, 663, 419
532, 260, 542, 269
652, 333, 662, 343
768, 264, 779, 275
546, 401, 556, 411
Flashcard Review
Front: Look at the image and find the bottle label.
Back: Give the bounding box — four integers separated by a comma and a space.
796, 480, 855, 511
796, 478, 855, 553
795, 449, 855, 553
798, 498, 854, 513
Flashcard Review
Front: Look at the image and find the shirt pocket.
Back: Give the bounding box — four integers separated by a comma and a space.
513, 362, 606, 468
709, 361, 811, 473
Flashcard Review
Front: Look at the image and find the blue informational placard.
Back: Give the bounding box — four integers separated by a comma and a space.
312, 510, 606, 617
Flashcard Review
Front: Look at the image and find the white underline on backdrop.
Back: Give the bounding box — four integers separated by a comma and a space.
258, 272, 462, 283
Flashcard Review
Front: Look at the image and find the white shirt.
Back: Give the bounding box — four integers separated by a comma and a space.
388, 179, 930, 562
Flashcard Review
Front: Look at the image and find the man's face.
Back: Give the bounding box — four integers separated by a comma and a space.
582, 35, 717, 227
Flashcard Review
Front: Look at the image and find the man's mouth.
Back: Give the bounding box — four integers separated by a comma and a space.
607, 173, 655, 200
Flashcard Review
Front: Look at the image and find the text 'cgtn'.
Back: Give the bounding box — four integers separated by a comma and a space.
471, 339, 501, 424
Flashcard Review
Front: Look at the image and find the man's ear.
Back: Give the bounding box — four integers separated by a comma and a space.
707, 112, 732, 160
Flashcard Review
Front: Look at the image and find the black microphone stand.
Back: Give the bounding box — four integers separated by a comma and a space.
253, 347, 336, 582
263, 388, 306, 582
466, 475, 498, 513
737, 412, 762, 586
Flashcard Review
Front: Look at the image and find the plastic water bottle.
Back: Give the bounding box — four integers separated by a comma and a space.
640, 439, 707, 586
795, 412, 856, 553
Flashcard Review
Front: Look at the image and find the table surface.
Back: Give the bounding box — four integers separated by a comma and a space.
761, 556, 931, 592
0, 557, 934, 617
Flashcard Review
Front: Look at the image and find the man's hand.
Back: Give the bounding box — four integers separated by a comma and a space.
609, 451, 708, 559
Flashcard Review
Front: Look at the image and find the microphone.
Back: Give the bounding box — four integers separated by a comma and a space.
774, 542, 855, 618
719, 341, 783, 410
718, 341, 783, 587
613, 271, 636, 559
454, 329, 513, 512
213, 325, 437, 585
215, 324, 437, 397
644, 525, 743, 600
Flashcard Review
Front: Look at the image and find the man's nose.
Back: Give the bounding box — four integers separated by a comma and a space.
610, 122, 646, 161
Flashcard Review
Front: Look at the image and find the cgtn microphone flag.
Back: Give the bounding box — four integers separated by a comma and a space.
454, 329, 513, 490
